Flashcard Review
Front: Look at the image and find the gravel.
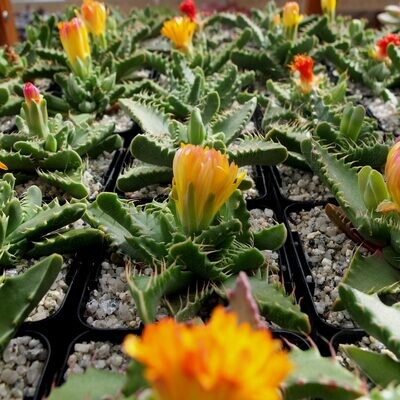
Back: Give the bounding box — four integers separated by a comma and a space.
0, 116, 16, 132
5, 257, 72, 321
84, 151, 115, 198
277, 165, 332, 202
100, 109, 134, 133
249, 208, 281, 275
85, 207, 282, 328
0, 336, 47, 399
14, 151, 114, 200
336, 335, 394, 387
289, 206, 368, 327
364, 97, 400, 136
65, 341, 130, 378
85, 259, 169, 329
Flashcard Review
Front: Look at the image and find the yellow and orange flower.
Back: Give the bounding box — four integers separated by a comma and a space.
289, 54, 316, 93
378, 140, 400, 213
171, 144, 245, 234
282, 2, 303, 29
123, 306, 292, 400
81, 0, 107, 38
58, 17, 91, 78
161, 16, 196, 52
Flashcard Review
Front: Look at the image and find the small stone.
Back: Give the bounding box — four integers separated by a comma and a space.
75, 343, 91, 353
1, 368, 18, 385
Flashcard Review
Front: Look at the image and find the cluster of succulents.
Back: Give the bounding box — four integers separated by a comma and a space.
2, 0, 400, 398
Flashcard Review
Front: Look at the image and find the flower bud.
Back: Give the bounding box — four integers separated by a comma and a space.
58, 17, 91, 78
383, 141, 400, 211
321, 0, 336, 20
23, 82, 42, 104
179, 0, 196, 21
22, 83, 49, 138
283, 2, 303, 29
81, 0, 107, 46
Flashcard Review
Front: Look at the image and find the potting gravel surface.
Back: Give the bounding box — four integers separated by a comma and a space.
5, 257, 72, 322
277, 165, 331, 202
84, 151, 116, 197
99, 109, 134, 133
65, 341, 130, 378
364, 97, 400, 135
0, 336, 47, 399
84, 259, 169, 329
0, 116, 16, 132
249, 208, 281, 273
85, 208, 282, 328
336, 336, 393, 388
14, 151, 115, 200
289, 206, 369, 328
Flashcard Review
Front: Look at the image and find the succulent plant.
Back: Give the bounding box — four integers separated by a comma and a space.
302, 139, 400, 300
0, 83, 122, 198
46, 274, 366, 400
85, 142, 309, 332
0, 173, 103, 267
0, 254, 63, 351
117, 95, 287, 192
263, 67, 388, 170
339, 284, 400, 388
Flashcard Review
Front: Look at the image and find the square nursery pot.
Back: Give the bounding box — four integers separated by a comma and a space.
283, 201, 364, 339
78, 222, 296, 333
0, 330, 51, 400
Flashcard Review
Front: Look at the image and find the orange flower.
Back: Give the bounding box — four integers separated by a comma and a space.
123, 307, 292, 400
375, 33, 400, 61
289, 54, 315, 93
171, 144, 245, 234
58, 17, 91, 78
81, 0, 107, 37
0, 162, 7, 171
161, 16, 196, 52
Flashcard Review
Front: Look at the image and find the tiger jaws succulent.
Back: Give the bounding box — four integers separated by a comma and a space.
85, 144, 311, 332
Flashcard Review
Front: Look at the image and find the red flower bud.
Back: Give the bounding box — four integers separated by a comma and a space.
23, 82, 41, 104
180, 0, 196, 21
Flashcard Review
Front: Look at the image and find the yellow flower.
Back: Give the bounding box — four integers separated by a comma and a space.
321, 0, 336, 14
0, 162, 7, 171
161, 16, 196, 52
171, 144, 245, 234
81, 0, 107, 37
282, 2, 303, 29
378, 141, 400, 214
123, 306, 292, 400
58, 17, 91, 78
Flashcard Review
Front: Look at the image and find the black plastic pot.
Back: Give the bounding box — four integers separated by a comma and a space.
283, 201, 361, 343
7, 329, 52, 400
